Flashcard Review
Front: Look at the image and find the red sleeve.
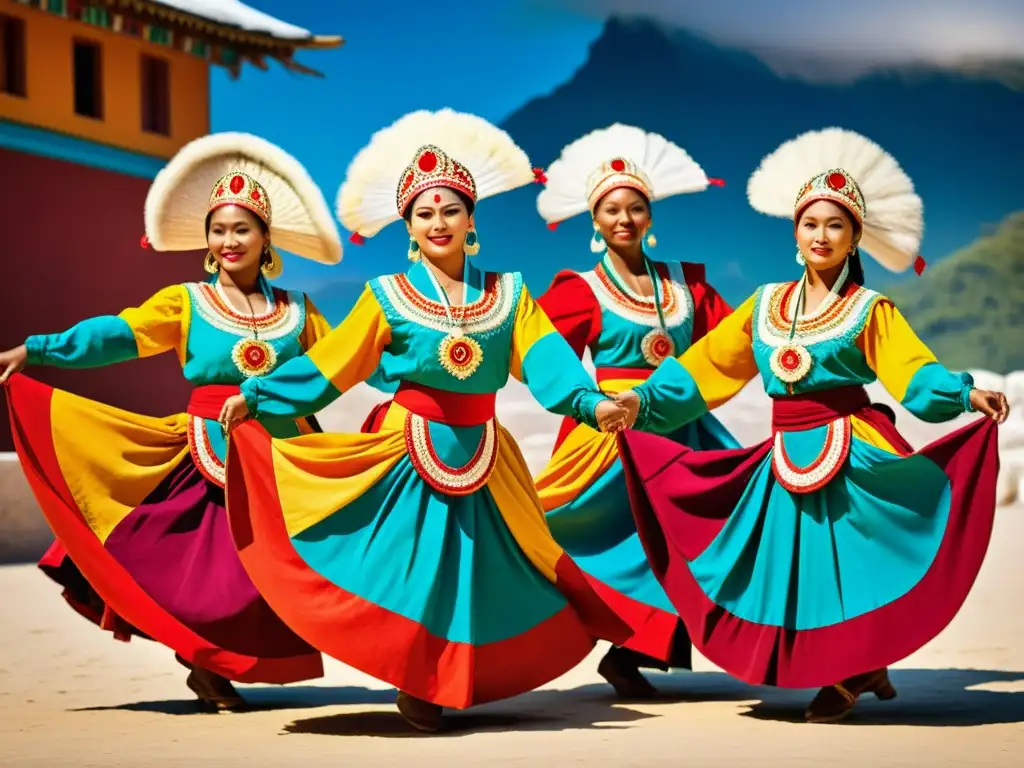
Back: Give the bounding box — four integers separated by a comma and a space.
682, 262, 733, 343
535, 270, 601, 359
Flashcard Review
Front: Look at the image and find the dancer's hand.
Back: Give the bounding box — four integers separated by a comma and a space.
614, 390, 641, 430
596, 399, 630, 433
218, 394, 251, 434
0, 345, 27, 386
970, 389, 1010, 424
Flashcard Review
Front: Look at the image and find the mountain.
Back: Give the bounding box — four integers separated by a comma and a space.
939, 57, 1024, 91
886, 211, 1024, 375
302, 16, 1022, 334
487, 16, 1023, 306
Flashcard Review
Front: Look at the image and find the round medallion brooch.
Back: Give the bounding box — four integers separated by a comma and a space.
641, 329, 675, 366
438, 332, 483, 380
232, 338, 277, 378
769, 344, 812, 385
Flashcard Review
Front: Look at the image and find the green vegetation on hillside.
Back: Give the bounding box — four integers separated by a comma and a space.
886, 211, 1024, 375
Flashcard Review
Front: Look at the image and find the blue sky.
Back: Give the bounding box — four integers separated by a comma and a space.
210, 1, 605, 287
210, 1, 1022, 301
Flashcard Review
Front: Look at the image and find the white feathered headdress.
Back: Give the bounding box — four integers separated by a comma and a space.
747, 128, 925, 274
536, 124, 723, 226
338, 109, 539, 241
143, 132, 342, 265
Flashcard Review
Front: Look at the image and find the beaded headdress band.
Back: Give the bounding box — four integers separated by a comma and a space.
208, 170, 272, 225
585, 157, 654, 209
794, 168, 865, 226
396, 145, 477, 216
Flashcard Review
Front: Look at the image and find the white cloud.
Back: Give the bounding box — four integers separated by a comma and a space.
545, 0, 1024, 80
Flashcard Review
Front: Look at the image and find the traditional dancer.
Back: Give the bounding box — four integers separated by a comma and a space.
217, 109, 634, 732
530, 125, 738, 696
615, 128, 1009, 722
0, 133, 342, 710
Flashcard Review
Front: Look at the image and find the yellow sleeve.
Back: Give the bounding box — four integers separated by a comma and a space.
676, 292, 759, 409
25, 284, 186, 369
241, 285, 392, 419
509, 284, 608, 427
859, 299, 975, 422
118, 284, 187, 361
634, 292, 758, 433
300, 295, 333, 351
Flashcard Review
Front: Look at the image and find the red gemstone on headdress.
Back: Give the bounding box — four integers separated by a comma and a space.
216, 185, 225, 197
251, 188, 261, 201
418, 151, 438, 173
914, 256, 926, 275
547, 222, 559, 231
230, 175, 245, 194
826, 172, 847, 191
611, 158, 626, 172
402, 172, 414, 192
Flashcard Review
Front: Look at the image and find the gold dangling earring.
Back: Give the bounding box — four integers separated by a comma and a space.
260, 245, 283, 280
464, 229, 480, 256
645, 231, 657, 249
204, 251, 219, 274
408, 237, 421, 262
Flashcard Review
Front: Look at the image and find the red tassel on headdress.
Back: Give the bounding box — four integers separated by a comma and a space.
532, 167, 548, 185
547, 222, 559, 231
349, 232, 366, 245
707, 177, 726, 187
140, 235, 150, 249
914, 256, 926, 275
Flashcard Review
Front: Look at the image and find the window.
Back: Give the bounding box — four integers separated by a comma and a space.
0, 14, 26, 97
141, 55, 170, 135
73, 39, 102, 119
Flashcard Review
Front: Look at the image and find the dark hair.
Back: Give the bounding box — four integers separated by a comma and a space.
847, 247, 866, 287
402, 188, 475, 222
843, 210, 865, 286
205, 206, 269, 236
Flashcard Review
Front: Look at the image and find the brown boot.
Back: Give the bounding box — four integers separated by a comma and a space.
805, 668, 897, 723
396, 691, 444, 732
176, 654, 245, 712
597, 646, 659, 699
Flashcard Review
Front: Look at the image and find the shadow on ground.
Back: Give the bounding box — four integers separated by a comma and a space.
281, 684, 656, 738
737, 668, 1024, 727
70, 667, 1024, 733
71, 684, 396, 716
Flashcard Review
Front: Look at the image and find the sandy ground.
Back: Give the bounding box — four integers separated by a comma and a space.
1, 500, 1021, 767
2, 370, 1022, 765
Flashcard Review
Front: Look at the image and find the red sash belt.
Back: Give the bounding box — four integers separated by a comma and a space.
595, 367, 653, 385
394, 382, 495, 427
770, 385, 872, 432
188, 385, 241, 420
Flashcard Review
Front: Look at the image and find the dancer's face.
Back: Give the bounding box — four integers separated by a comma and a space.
207, 205, 269, 275
406, 187, 474, 262
593, 186, 651, 252
795, 200, 857, 272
